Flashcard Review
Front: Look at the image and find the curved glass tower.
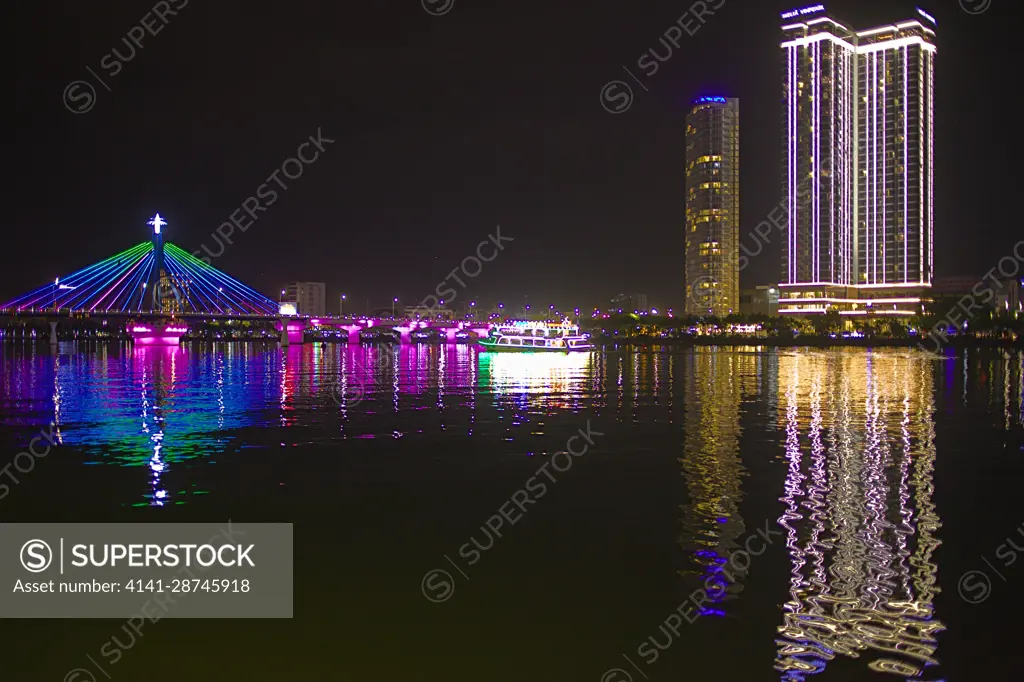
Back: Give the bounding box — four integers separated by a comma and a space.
685, 96, 740, 316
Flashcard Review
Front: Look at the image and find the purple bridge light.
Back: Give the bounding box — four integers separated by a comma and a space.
275, 317, 493, 345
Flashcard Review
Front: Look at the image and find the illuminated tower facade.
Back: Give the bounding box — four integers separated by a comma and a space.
147, 213, 168, 310
685, 96, 740, 316
146, 213, 183, 313
779, 6, 936, 316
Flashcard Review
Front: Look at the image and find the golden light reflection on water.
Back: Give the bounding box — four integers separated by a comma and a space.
678, 349, 761, 605
479, 351, 596, 402
775, 351, 945, 679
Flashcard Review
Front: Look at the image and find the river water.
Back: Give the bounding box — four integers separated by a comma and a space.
2, 342, 1022, 681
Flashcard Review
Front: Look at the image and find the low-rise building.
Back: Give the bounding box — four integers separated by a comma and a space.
739, 285, 780, 316
283, 282, 326, 317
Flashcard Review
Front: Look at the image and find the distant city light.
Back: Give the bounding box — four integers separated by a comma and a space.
916, 8, 936, 25
279, 303, 297, 316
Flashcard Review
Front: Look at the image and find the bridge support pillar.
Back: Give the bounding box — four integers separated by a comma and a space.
279, 318, 289, 347
49, 321, 58, 347
348, 328, 361, 345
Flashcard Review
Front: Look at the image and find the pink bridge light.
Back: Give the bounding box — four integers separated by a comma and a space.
130, 322, 188, 347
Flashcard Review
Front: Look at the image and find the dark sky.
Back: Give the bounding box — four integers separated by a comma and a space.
8, 0, 1016, 314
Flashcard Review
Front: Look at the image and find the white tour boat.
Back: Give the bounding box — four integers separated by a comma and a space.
478, 320, 593, 352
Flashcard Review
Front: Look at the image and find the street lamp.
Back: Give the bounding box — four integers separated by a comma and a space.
393, 297, 398, 317
53, 277, 58, 310
341, 294, 346, 316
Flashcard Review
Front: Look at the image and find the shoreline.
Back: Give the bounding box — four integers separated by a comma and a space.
2, 337, 1021, 351
594, 337, 1023, 350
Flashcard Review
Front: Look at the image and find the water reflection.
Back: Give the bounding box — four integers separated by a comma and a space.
3, 342, 1024, 678
774, 351, 945, 679
3, 343, 289, 505
479, 350, 594, 399
677, 349, 760, 612
0, 343, 604, 504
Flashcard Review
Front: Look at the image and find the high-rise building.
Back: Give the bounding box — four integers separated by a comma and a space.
685, 96, 740, 316
610, 293, 649, 313
779, 7, 935, 316
283, 282, 326, 316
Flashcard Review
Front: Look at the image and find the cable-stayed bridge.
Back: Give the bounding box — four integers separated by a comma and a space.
2, 214, 278, 316
0, 215, 494, 346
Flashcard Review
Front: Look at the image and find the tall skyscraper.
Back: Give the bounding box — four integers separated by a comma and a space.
779, 7, 935, 316
685, 96, 740, 316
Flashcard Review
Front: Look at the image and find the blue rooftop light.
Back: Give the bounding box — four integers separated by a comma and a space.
916, 8, 936, 25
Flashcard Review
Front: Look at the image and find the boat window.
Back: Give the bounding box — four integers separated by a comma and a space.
510, 338, 521, 345
522, 338, 533, 346
498, 337, 509, 345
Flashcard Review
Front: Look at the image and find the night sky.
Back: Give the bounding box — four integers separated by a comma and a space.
9, 0, 1014, 314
